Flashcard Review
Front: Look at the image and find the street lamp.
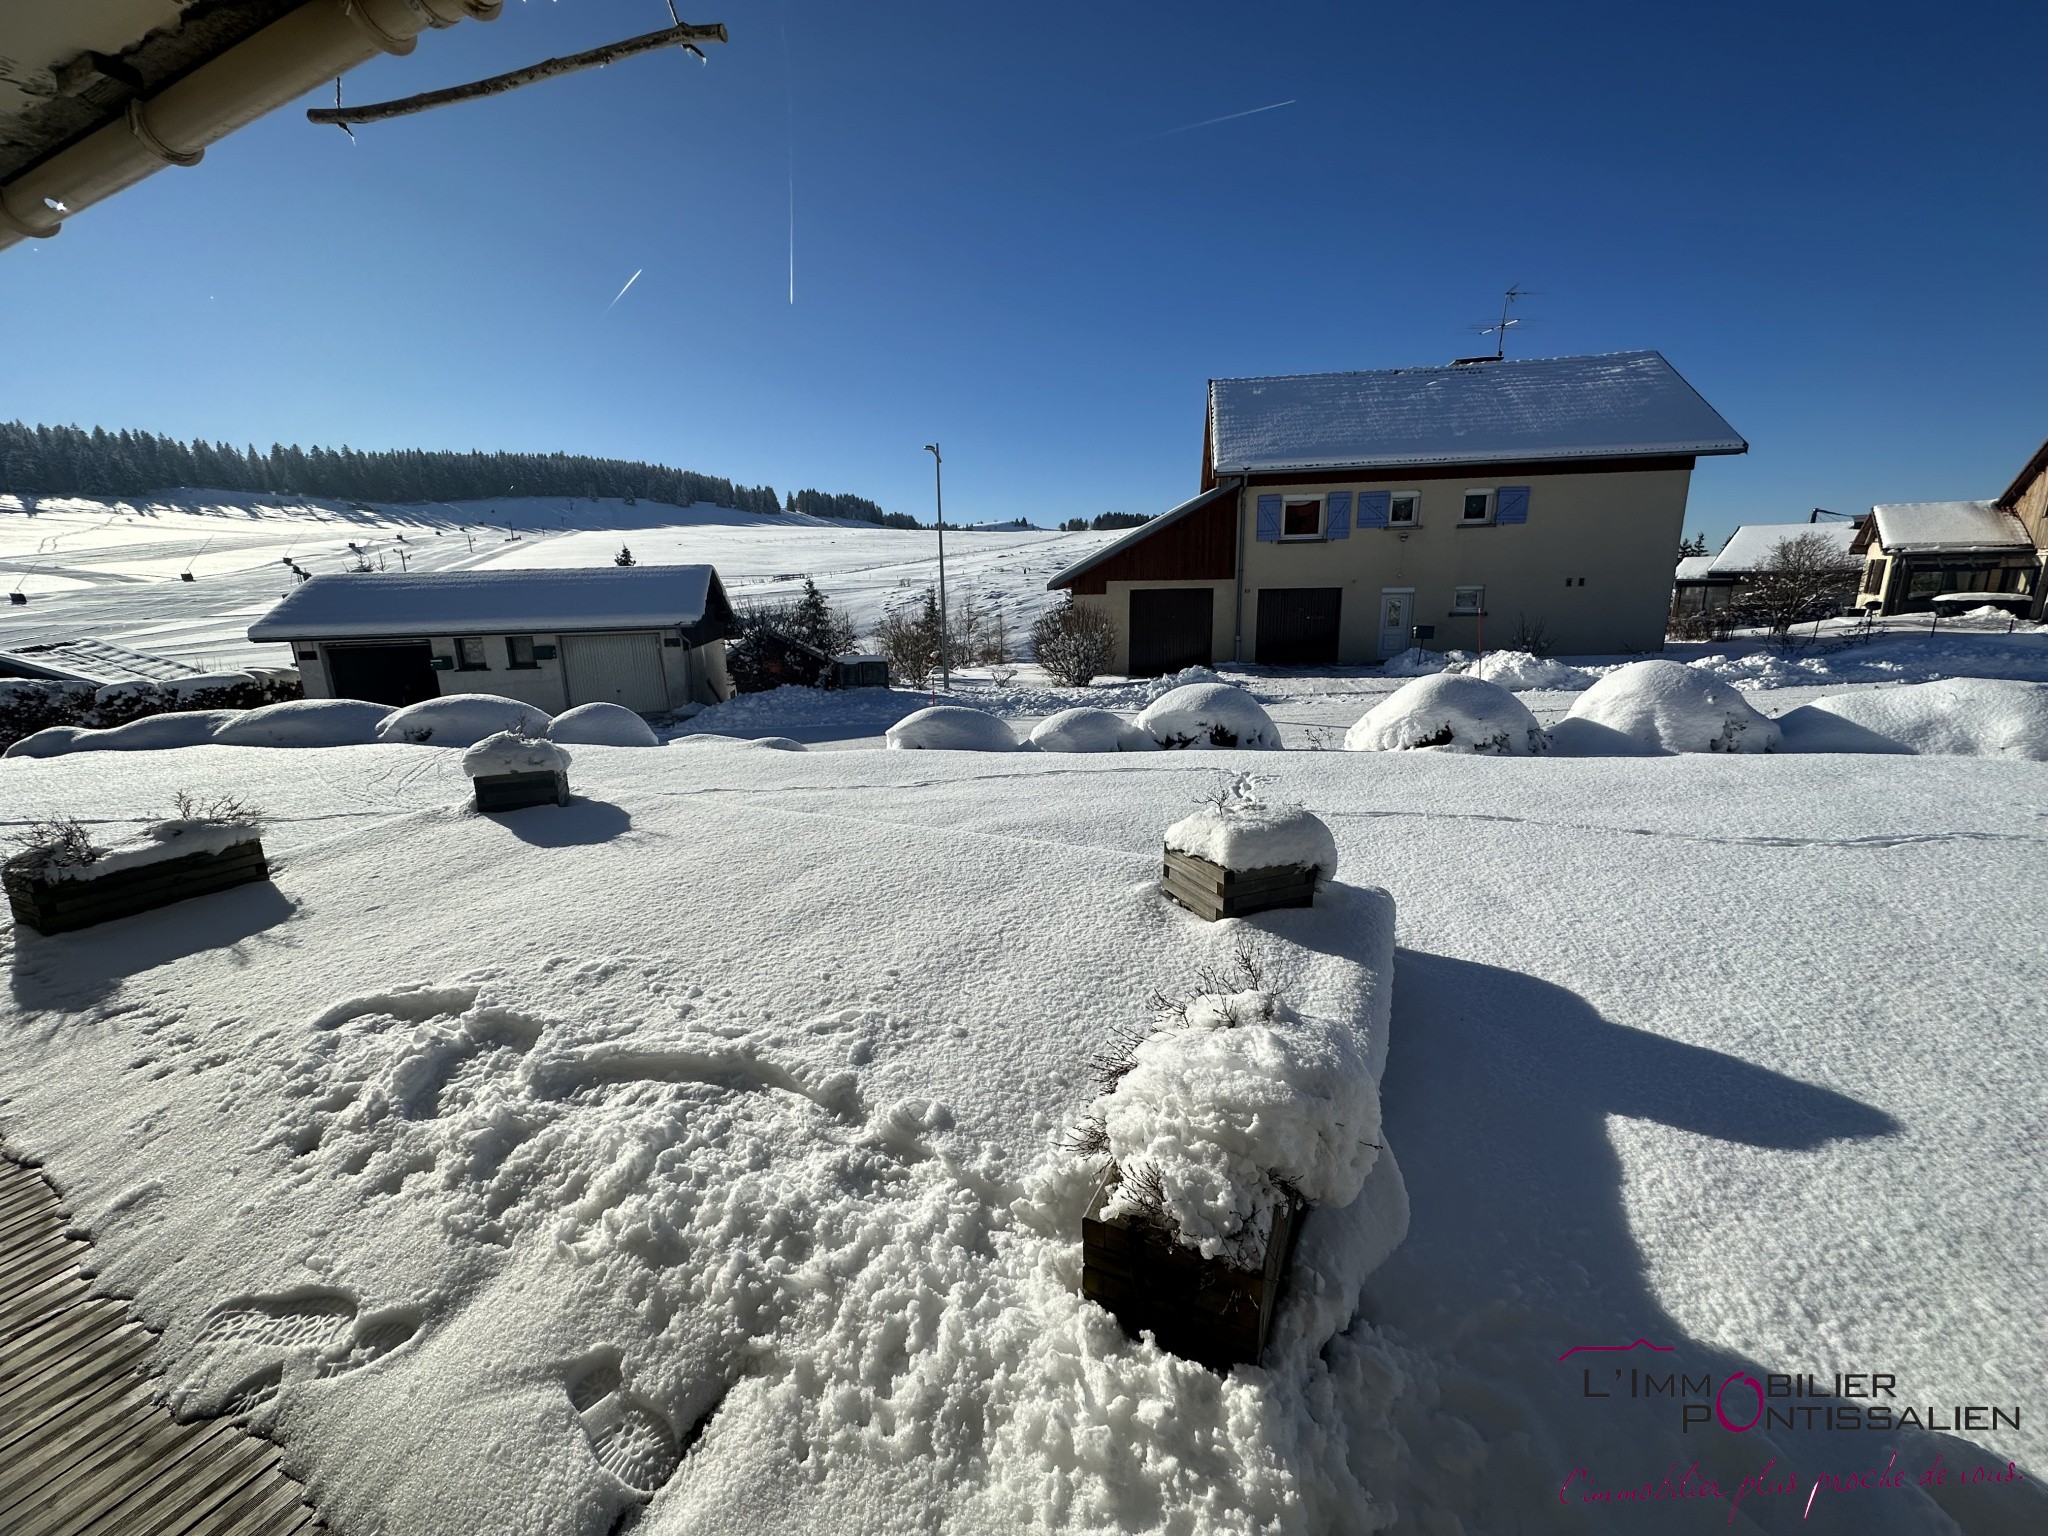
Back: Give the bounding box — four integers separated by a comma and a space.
924, 443, 950, 693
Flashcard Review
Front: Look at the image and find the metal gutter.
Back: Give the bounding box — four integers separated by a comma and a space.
0, 0, 500, 252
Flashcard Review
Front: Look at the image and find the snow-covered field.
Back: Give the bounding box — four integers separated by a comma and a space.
4, 490, 2047, 1533
0, 492, 1110, 670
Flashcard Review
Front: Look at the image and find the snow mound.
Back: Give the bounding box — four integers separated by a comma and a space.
375, 694, 553, 747
546, 702, 660, 747
461, 732, 572, 778
1566, 660, 1781, 753
1468, 650, 1593, 691
1137, 683, 1280, 750
62, 710, 242, 753
1772, 705, 1915, 755
1345, 674, 1546, 755
2, 726, 86, 759
1380, 646, 1450, 677
1098, 987, 1384, 1264
1164, 780, 1338, 878
1141, 664, 1224, 701
1543, 716, 1668, 757
1028, 707, 1156, 753
744, 736, 807, 751
1804, 679, 2048, 759
884, 706, 1020, 751
210, 699, 392, 748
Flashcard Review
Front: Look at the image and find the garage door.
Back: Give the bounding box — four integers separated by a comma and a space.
1255, 588, 1342, 666
1128, 588, 1213, 676
324, 642, 438, 707
562, 632, 670, 713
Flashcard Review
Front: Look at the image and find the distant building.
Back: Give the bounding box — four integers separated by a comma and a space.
1672, 521, 1862, 619
1851, 503, 2036, 615
0, 639, 205, 686
248, 566, 740, 713
1048, 351, 1746, 672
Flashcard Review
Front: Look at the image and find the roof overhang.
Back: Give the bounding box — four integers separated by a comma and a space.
1045, 483, 1236, 591
1209, 443, 1745, 476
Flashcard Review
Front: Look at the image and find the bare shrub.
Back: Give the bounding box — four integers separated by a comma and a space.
1740, 532, 1861, 639
1509, 613, 1552, 656
12, 816, 99, 870
1031, 599, 1117, 687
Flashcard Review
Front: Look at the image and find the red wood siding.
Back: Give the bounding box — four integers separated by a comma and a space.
1060, 489, 1239, 594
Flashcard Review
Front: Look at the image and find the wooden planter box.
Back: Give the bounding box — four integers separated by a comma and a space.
4, 838, 269, 935
1161, 847, 1318, 922
1081, 1165, 1304, 1372
472, 770, 569, 812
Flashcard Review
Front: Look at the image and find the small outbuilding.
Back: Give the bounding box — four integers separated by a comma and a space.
248, 566, 740, 713
1851, 503, 2037, 615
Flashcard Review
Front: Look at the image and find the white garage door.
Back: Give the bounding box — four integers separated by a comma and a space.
561, 631, 670, 713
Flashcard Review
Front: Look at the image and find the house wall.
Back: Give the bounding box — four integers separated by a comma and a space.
1234, 465, 1692, 661
430, 633, 573, 712
296, 629, 733, 712
2000, 458, 2048, 618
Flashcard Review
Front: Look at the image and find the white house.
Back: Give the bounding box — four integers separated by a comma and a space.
248, 566, 740, 714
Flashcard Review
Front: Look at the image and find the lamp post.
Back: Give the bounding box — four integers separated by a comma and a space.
924, 443, 951, 693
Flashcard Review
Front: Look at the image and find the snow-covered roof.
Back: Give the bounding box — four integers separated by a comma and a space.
1869, 501, 2032, 554
1207, 351, 1747, 475
0, 638, 206, 685
1708, 522, 1862, 575
1673, 556, 1720, 582
247, 566, 738, 643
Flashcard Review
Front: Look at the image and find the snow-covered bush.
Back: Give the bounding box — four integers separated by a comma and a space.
547, 702, 660, 747
1799, 679, 2048, 759
1380, 647, 1449, 678
1565, 660, 1781, 754
461, 731, 573, 777
1344, 674, 1547, 755
375, 694, 553, 748
1543, 716, 1667, 758
1136, 683, 1280, 750
1164, 775, 1337, 879
0, 671, 300, 753
1142, 665, 1223, 700
63, 710, 242, 752
1467, 650, 1593, 691
884, 705, 1020, 751
3, 725, 88, 759
211, 699, 392, 748
1031, 598, 1118, 687
1029, 707, 1156, 753
1093, 980, 1381, 1264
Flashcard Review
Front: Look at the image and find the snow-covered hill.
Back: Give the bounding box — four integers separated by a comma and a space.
0, 491, 1116, 668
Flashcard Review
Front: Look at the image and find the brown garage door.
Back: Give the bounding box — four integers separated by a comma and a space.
1128, 588, 1213, 676
1256, 588, 1342, 666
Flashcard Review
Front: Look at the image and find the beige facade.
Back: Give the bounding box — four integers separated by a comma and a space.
1073, 465, 1691, 669
298, 629, 730, 712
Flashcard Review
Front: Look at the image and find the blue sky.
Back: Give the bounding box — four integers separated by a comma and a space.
4, 0, 2044, 544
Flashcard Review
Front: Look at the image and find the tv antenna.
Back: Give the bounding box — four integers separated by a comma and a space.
1458, 285, 1540, 363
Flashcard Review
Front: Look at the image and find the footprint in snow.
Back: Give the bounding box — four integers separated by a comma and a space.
566, 1353, 682, 1496
195, 1287, 421, 1414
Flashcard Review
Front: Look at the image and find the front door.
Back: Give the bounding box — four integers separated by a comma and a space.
1376, 589, 1414, 661
562, 631, 670, 713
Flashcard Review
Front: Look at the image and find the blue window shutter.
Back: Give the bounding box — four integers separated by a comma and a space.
1357, 490, 1391, 528
1255, 494, 1282, 542
1326, 491, 1351, 539
1497, 485, 1531, 524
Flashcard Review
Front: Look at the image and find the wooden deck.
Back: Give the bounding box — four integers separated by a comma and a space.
0, 1151, 323, 1536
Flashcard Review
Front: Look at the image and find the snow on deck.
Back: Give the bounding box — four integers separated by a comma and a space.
1, 741, 2043, 1532
1208, 350, 1747, 474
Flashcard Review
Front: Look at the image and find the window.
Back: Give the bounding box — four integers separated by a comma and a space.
505, 635, 538, 669
1461, 490, 1494, 524
1282, 498, 1323, 539
1452, 586, 1485, 615
1389, 492, 1420, 526
455, 637, 489, 671
1861, 562, 1885, 594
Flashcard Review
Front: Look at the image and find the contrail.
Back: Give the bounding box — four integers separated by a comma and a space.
1135, 98, 1297, 142
779, 7, 794, 304
604, 268, 643, 312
